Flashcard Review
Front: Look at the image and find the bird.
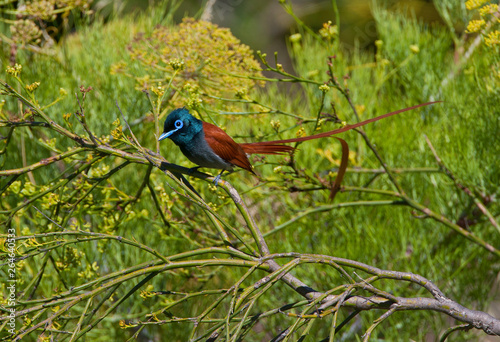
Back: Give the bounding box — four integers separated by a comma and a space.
158, 102, 439, 185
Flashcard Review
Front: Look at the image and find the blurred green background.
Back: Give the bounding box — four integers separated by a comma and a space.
1, 0, 499, 341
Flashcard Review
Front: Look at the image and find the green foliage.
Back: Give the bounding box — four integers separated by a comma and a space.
0, 0, 499, 341
116, 17, 264, 111
0, 0, 93, 55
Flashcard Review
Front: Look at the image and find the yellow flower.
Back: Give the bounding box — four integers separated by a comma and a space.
295, 127, 306, 138
485, 30, 500, 47
270, 119, 281, 131
10, 181, 22, 194
319, 84, 330, 93
479, 4, 499, 16
235, 87, 248, 99
20, 182, 36, 196
466, 19, 486, 33
125, 18, 264, 112
10, 20, 41, 45
25, 81, 40, 92
465, 0, 489, 10
110, 61, 127, 75
319, 21, 338, 40
410, 45, 420, 54
6, 63, 22, 77
111, 126, 123, 140
168, 58, 185, 71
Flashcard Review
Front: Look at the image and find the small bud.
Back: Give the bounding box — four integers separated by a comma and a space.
410, 45, 419, 54
270, 119, 281, 132
289, 33, 302, 43
6, 63, 22, 77
25, 81, 40, 92
168, 58, 185, 71
319, 21, 338, 40
296, 127, 306, 138
151, 83, 165, 97
319, 84, 330, 93
235, 87, 247, 99
10, 181, 22, 194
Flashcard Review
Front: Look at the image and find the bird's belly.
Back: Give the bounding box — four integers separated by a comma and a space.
180, 144, 234, 171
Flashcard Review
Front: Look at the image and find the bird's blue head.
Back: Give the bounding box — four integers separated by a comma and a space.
158, 108, 203, 146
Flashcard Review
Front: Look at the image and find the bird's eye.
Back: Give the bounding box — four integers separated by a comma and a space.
174, 120, 183, 129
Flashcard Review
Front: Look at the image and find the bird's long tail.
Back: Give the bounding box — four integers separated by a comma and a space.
240, 101, 440, 155
240, 142, 294, 155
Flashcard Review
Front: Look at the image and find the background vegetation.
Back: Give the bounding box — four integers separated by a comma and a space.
0, 0, 499, 341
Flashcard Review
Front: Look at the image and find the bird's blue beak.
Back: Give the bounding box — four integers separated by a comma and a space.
158, 130, 175, 141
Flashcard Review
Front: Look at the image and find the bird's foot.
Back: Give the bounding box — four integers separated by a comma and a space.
213, 174, 222, 186
213, 170, 225, 186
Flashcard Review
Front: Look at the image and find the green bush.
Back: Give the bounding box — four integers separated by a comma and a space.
1, 0, 499, 341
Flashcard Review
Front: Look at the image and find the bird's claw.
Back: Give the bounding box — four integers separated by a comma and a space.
213, 174, 222, 186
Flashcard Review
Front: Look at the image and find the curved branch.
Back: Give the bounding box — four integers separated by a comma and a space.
0, 147, 88, 176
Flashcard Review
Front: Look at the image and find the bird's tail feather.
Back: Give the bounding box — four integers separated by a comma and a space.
241, 101, 441, 152
240, 143, 294, 155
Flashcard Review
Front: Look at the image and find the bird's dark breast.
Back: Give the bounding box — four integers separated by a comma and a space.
179, 131, 234, 171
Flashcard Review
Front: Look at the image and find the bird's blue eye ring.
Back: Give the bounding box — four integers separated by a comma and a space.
174, 120, 183, 129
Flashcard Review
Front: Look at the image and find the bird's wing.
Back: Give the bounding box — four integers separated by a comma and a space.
202, 122, 254, 173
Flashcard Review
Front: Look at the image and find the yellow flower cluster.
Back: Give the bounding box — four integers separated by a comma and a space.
111, 125, 123, 140
55, 247, 83, 270
465, 0, 489, 10
319, 84, 330, 92
124, 18, 264, 111
6, 63, 22, 77
466, 19, 486, 33
9, 0, 92, 47
25, 81, 40, 92
168, 58, 185, 71
479, 4, 499, 15
270, 119, 281, 132
25, 0, 57, 21
465, 1, 500, 48
485, 30, 500, 46
319, 21, 338, 40
77, 262, 99, 279
10, 20, 41, 45
296, 127, 306, 138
